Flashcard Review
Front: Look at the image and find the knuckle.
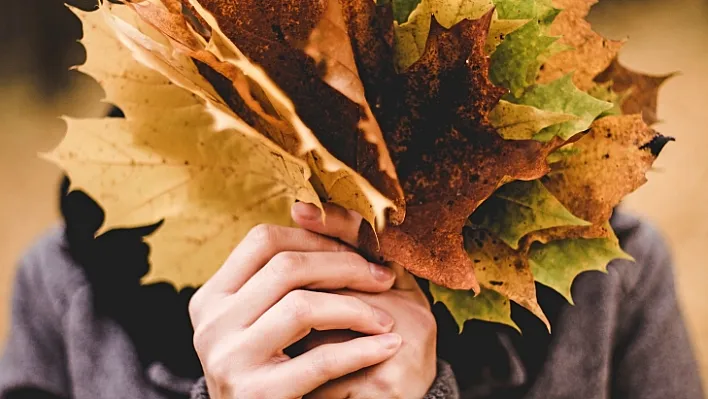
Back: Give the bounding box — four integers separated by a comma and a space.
246, 223, 278, 248
203, 352, 232, 385
191, 324, 211, 356
283, 290, 313, 323
187, 293, 203, 322
369, 366, 404, 398
269, 251, 304, 280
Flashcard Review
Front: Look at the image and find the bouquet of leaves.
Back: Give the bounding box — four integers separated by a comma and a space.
48, 0, 674, 331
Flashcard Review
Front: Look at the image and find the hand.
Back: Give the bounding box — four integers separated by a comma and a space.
188, 207, 403, 399
292, 203, 438, 399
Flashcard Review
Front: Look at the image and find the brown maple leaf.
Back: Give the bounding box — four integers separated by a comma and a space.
594, 57, 677, 125
359, 11, 563, 291
537, 0, 623, 91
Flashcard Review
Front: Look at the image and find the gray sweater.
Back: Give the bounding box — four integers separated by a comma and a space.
0, 212, 704, 399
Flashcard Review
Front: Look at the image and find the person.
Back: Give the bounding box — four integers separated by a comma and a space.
0, 175, 705, 399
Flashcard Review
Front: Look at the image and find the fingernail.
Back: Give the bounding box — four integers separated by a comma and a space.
369, 263, 394, 282
292, 202, 321, 221
378, 333, 402, 350
374, 308, 394, 328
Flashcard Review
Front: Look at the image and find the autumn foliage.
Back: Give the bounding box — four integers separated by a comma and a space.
46, 0, 673, 331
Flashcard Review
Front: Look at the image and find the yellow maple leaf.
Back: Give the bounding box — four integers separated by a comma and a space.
42, 7, 320, 288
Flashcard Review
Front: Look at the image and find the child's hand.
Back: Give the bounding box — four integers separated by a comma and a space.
292, 203, 438, 399
189, 208, 402, 398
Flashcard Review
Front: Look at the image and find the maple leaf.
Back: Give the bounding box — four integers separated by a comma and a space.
359, 11, 565, 291
54, 0, 675, 333
543, 114, 670, 225
392, 0, 525, 71
470, 179, 589, 249
536, 0, 623, 91
488, 100, 578, 140
43, 7, 321, 288
126, 0, 402, 229
464, 227, 550, 329
513, 74, 613, 141
490, 20, 558, 97
529, 226, 633, 304
594, 57, 677, 125
430, 284, 519, 332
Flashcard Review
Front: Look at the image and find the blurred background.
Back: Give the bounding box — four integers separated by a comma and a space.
0, 0, 706, 391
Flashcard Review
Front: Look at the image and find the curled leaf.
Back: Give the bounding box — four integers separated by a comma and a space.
44, 8, 320, 288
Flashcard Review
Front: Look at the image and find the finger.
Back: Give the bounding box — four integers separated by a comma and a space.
230, 251, 395, 325
245, 290, 396, 356
292, 202, 362, 247
201, 224, 351, 296
269, 333, 402, 398
391, 262, 421, 291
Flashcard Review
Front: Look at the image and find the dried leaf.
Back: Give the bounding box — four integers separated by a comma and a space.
594, 57, 677, 125
536, 0, 623, 91
464, 228, 549, 330
543, 114, 668, 225
360, 12, 562, 291
182, 0, 403, 228
44, 8, 320, 288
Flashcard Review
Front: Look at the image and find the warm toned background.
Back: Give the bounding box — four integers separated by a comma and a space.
1, 0, 706, 390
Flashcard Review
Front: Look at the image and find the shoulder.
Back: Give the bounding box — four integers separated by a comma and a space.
14, 225, 91, 317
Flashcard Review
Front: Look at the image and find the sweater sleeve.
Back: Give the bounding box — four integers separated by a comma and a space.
611, 222, 704, 399
0, 256, 70, 398
189, 359, 460, 399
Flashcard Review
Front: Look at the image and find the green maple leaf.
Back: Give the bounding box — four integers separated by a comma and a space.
492, 0, 557, 22
488, 0, 560, 97
528, 230, 634, 304
430, 284, 519, 332
490, 21, 558, 97
489, 99, 578, 140
470, 180, 590, 249
513, 74, 613, 141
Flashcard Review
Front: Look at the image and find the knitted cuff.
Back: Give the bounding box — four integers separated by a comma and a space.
190, 359, 459, 399
190, 377, 209, 399
424, 359, 460, 399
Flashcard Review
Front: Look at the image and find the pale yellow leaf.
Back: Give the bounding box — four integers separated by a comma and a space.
45, 8, 320, 288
